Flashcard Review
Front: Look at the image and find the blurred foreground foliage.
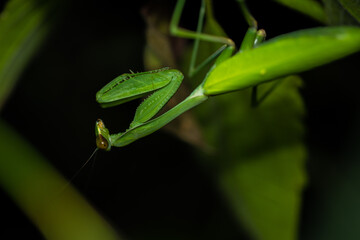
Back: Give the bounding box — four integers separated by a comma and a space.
0, 0, 120, 239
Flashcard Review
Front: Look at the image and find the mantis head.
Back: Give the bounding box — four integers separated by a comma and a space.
95, 119, 111, 151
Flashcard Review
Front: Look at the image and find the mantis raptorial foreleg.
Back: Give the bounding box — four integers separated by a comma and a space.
95, 67, 185, 150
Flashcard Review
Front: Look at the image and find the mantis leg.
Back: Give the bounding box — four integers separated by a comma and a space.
251, 80, 284, 107
249, 30, 284, 107
237, 0, 258, 52
170, 0, 235, 77
236, 0, 268, 106
236, 1, 284, 107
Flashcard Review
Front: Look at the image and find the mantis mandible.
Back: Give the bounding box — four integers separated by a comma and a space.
95, 0, 360, 151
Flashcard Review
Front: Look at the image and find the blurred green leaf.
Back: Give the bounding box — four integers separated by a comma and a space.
0, 120, 120, 239
338, 0, 360, 22
0, 0, 60, 110
273, 0, 327, 23
322, 0, 359, 25
213, 78, 306, 240
197, 77, 306, 240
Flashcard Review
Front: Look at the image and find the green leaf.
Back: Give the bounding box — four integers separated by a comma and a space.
338, 0, 360, 23
0, 120, 120, 239
0, 0, 60, 110
273, 0, 327, 24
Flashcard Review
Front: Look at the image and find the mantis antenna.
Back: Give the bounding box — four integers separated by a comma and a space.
58, 148, 98, 194
68, 148, 99, 185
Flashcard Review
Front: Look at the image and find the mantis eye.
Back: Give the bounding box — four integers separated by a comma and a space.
96, 135, 109, 150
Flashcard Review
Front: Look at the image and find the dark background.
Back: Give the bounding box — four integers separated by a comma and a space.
1, 0, 360, 239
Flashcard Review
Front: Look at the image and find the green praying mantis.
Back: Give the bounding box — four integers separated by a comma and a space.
95, 0, 360, 151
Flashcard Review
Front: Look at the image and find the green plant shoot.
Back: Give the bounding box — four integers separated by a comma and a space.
95, 0, 360, 151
